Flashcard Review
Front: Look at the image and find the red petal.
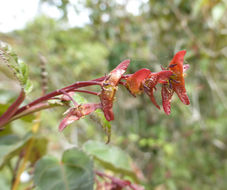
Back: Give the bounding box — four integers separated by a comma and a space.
169, 50, 186, 75
144, 73, 158, 90
161, 84, 174, 115
149, 88, 160, 109
103, 106, 114, 121
126, 68, 151, 95
100, 60, 130, 121
145, 70, 173, 88
59, 110, 79, 131
171, 50, 186, 65
59, 104, 100, 131
113, 59, 130, 72
109, 59, 130, 86
173, 83, 190, 105
100, 87, 116, 121
80, 104, 101, 115
156, 70, 173, 83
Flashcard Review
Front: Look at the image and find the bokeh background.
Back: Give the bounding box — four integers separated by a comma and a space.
0, 0, 227, 189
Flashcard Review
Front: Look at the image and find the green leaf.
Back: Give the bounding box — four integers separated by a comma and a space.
24, 79, 33, 94
83, 140, 137, 181
92, 109, 112, 143
28, 137, 48, 164
0, 173, 10, 190
0, 124, 13, 137
0, 133, 48, 168
93, 109, 111, 130
73, 93, 88, 104
34, 148, 94, 190
0, 133, 31, 168
0, 45, 33, 94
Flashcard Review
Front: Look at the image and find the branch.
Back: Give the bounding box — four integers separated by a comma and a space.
9, 102, 63, 123
13, 80, 101, 117
0, 74, 129, 128
0, 89, 25, 128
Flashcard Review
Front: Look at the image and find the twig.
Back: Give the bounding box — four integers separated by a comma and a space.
8, 102, 62, 123
11, 150, 25, 186
0, 90, 25, 128
13, 80, 101, 117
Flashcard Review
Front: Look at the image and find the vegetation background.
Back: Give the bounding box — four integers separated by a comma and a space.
0, 0, 226, 189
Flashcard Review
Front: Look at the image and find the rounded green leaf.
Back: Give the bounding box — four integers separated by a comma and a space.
0, 134, 31, 168
34, 148, 94, 190
83, 140, 137, 181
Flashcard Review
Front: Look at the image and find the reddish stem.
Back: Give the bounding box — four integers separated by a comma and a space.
10, 102, 61, 122
60, 89, 78, 107
95, 171, 140, 190
73, 89, 99, 96
92, 76, 106, 82
0, 90, 25, 128
13, 80, 101, 117
121, 74, 131, 79
1, 75, 128, 127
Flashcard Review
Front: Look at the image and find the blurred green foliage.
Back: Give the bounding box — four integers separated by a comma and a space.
0, 0, 227, 189
34, 148, 94, 190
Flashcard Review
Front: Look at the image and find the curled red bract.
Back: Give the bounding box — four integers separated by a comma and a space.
126, 68, 151, 95
59, 103, 101, 131
100, 59, 130, 121
161, 84, 174, 115
161, 50, 190, 115
143, 70, 173, 109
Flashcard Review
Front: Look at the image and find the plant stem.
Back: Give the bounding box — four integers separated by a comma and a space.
13, 80, 101, 117
8, 102, 62, 123
0, 90, 25, 128
0, 75, 129, 128
73, 89, 100, 96
10, 89, 100, 123
11, 150, 24, 186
